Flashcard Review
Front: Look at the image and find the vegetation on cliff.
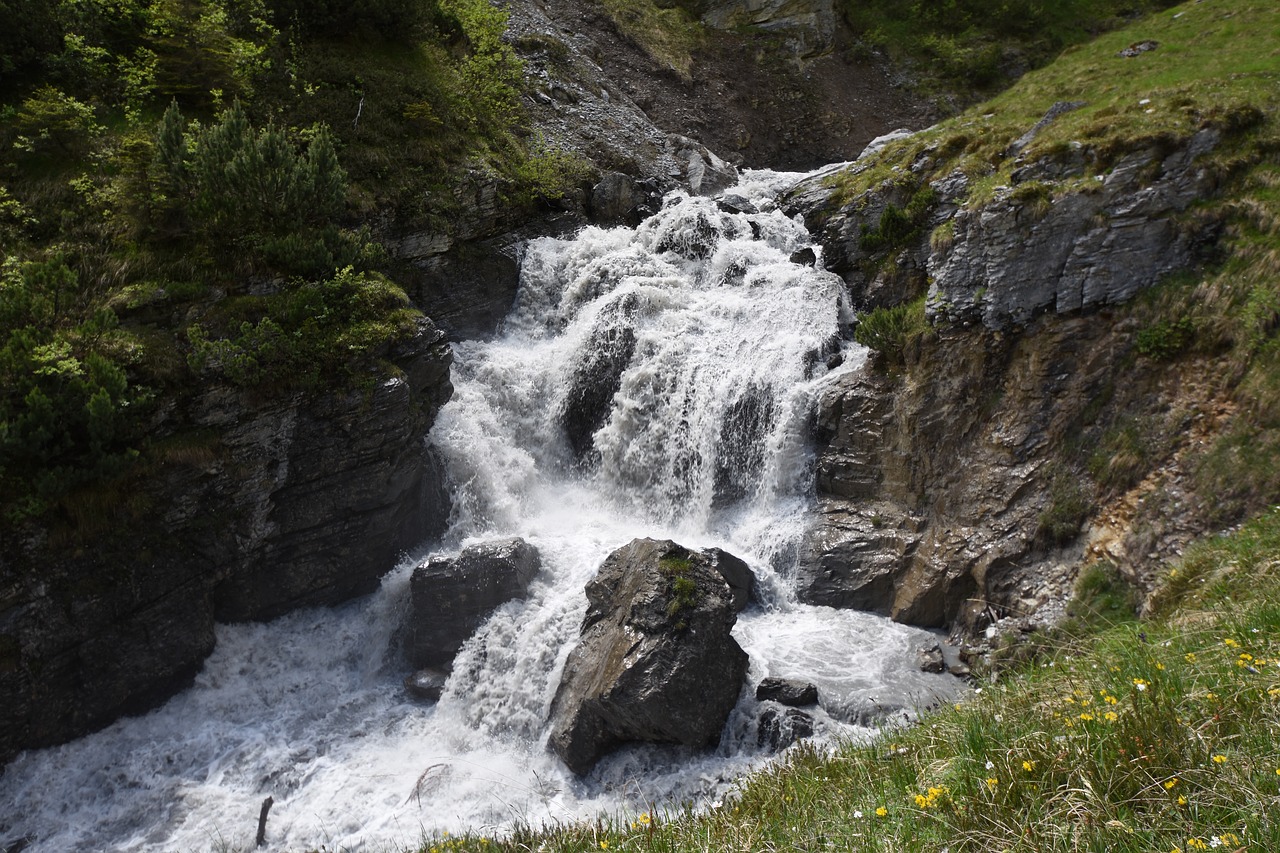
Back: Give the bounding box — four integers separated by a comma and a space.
0, 0, 576, 529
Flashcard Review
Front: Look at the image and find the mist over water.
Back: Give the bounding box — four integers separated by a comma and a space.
0, 169, 964, 852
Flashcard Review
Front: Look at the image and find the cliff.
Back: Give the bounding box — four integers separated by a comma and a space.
0, 319, 452, 762
786, 0, 1279, 656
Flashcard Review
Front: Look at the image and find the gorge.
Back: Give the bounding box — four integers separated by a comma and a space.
2, 0, 1278, 850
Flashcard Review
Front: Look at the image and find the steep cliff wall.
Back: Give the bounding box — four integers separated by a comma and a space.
786, 5, 1279, 651
0, 320, 452, 763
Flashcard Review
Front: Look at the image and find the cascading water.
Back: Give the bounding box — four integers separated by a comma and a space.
0, 169, 965, 852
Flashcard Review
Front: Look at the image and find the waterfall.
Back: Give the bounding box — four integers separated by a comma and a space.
0, 169, 964, 852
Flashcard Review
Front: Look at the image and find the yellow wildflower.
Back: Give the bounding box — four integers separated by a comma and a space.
1212, 754, 1227, 764
876, 806, 887, 817
1185, 653, 1196, 663
1104, 711, 1119, 722
1164, 778, 1178, 790
1022, 760, 1035, 771
985, 777, 999, 788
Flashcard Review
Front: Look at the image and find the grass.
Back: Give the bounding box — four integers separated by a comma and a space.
597, 0, 705, 80
404, 508, 1280, 852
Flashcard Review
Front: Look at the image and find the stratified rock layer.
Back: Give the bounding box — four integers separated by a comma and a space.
548, 539, 750, 775
0, 318, 453, 764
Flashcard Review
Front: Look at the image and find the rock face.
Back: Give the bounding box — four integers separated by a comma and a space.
755, 677, 819, 706
700, 0, 837, 59
548, 539, 750, 775
404, 538, 542, 669
785, 127, 1232, 639
0, 318, 454, 764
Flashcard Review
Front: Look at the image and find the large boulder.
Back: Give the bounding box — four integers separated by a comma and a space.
548, 539, 751, 775
404, 538, 541, 669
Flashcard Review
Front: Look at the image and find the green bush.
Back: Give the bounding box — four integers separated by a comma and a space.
0, 258, 145, 520
853, 296, 928, 364
1135, 316, 1196, 360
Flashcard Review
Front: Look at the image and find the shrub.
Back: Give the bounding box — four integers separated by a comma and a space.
853, 296, 928, 364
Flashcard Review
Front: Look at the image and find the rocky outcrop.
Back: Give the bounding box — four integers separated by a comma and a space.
404, 538, 542, 669
928, 129, 1222, 330
700, 0, 837, 60
755, 677, 819, 706
756, 705, 815, 751
0, 319, 454, 764
786, 126, 1234, 639
548, 538, 749, 775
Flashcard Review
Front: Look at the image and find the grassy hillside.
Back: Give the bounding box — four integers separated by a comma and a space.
0, 0, 578, 531
401, 1, 1280, 850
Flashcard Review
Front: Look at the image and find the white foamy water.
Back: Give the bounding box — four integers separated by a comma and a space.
0, 169, 964, 852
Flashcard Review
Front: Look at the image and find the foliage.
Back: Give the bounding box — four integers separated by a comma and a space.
186, 266, 417, 388
598, 0, 705, 79
860, 185, 938, 255
0, 257, 145, 520
853, 296, 928, 365
838, 0, 1184, 104
1135, 316, 1196, 360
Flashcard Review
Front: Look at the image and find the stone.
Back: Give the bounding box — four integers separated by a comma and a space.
667, 135, 738, 196
789, 246, 817, 266
560, 295, 639, 460
756, 706, 815, 751
755, 677, 819, 706
704, 548, 756, 612
700, 0, 838, 59
404, 538, 542, 669
917, 643, 946, 674
590, 172, 643, 224
404, 668, 449, 702
548, 538, 749, 775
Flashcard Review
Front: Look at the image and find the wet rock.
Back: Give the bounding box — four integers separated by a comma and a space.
850, 699, 909, 728
560, 296, 639, 460
756, 706, 815, 751
404, 538, 542, 669
548, 539, 749, 775
404, 668, 449, 702
717, 194, 759, 215
1, 318, 455, 763
755, 677, 819, 707
789, 246, 817, 266
704, 548, 757, 613
917, 643, 946, 674
712, 384, 776, 506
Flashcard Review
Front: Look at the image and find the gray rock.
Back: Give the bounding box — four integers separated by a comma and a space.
755, 677, 819, 706
701, 0, 838, 59
927, 130, 1221, 331
548, 538, 749, 775
590, 172, 644, 224
668, 135, 738, 196
917, 643, 946, 674
559, 295, 639, 460
756, 705, 815, 751
404, 538, 542, 669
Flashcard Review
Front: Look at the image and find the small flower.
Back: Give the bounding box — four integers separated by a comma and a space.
1164, 778, 1179, 790
1079, 712, 1095, 721
1212, 754, 1227, 764
599, 841, 609, 850
1104, 711, 1118, 722
853, 810, 863, 818
1156, 662, 1166, 671
985, 760, 995, 770
985, 777, 999, 788
1178, 795, 1187, 806
1209, 837, 1222, 849
876, 806, 887, 817
1022, 760, 1035, 771
1185, 653, 1197, 663
1133, 678, 1149, 691
1223, 638, 1239, 648
1187, 838, 1208, 850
